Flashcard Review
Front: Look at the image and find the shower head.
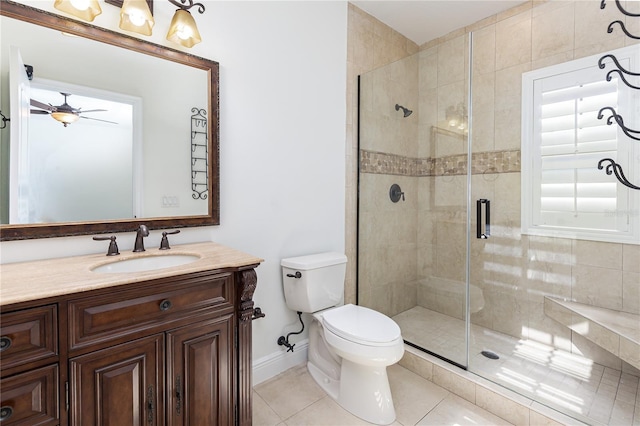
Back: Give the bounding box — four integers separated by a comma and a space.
395, 104, 413, 118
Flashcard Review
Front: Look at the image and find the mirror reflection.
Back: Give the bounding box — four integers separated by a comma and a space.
18, 84, 137, 223
0, 2, 219, 240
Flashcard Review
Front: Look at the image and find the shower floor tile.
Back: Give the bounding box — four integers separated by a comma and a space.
393, 306, 640, 426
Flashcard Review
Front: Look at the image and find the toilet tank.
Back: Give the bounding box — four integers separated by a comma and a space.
281, 252, 347, 313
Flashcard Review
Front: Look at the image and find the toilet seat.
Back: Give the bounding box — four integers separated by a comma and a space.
321, 304, 401, 346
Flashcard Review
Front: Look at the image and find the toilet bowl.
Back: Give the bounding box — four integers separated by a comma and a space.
281, 253, 404, 425
309, 304, 404, 425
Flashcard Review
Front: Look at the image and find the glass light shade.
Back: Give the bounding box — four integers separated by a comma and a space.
166, 9, 202, 48
53, 0, 102, 22
51, 111, 80, 127
119, 0, 154, 36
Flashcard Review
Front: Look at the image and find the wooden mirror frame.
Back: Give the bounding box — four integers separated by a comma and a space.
0, 0, 219, 241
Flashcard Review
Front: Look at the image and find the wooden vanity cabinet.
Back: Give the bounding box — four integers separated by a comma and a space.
0, 267, 259, 426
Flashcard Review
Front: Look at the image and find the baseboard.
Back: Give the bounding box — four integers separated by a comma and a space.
252, 339, 309, 386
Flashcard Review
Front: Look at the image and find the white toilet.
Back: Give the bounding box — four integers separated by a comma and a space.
281, 252, 404, 425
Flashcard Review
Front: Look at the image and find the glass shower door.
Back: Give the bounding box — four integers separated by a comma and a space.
357, 34, 471, 368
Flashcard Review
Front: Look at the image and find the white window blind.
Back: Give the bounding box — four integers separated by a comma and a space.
522, 45, 639, 244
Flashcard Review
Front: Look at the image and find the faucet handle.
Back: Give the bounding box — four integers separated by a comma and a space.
93, 235, 120, 256
159, 230, 180, 250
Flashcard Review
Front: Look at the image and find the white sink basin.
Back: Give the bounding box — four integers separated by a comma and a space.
91, 254, 200, 273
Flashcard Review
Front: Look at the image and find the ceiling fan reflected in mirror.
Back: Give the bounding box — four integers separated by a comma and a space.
30, 92, 117, 127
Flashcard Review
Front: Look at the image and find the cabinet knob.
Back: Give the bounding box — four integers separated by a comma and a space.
159, 299, 173, 311
0, 336, 11, 352
0, 406, 13, 421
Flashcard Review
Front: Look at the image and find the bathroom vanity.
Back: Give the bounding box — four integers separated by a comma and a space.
0, 242, 262, 425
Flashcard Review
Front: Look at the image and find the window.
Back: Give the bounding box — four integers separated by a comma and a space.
522, 45, 639, 244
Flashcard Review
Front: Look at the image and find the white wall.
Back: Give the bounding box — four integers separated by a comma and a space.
0, 0, 348, 381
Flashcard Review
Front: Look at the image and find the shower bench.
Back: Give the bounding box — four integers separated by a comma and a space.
544, 296, 640, 371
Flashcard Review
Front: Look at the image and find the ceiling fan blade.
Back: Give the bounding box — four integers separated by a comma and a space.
30, 99, 56, 112
79, 109, 108, 113
30, 109, 51, 115
80, 116, 118, 125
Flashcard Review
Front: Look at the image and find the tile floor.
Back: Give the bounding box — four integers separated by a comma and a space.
394, 306, 640, 426
253, 363, 514, 425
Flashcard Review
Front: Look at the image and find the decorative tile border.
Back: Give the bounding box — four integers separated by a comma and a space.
360, 149, 520, 177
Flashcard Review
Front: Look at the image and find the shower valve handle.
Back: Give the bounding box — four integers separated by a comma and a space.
390, 184, 405, 203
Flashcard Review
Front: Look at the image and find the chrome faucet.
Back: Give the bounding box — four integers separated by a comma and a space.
133, 224, 149, 252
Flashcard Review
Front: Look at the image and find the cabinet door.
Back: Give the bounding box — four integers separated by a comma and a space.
0, 364, 58, 425
166, 315, 234, 426
69, 334, 164, 426
0, 305, 57, 373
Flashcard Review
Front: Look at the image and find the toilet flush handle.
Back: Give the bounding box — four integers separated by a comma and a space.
286, 271, 302, 279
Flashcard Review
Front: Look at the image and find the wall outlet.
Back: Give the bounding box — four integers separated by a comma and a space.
161, 195, 180, 208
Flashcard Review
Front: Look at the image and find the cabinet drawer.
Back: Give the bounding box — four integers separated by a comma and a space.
0, 364, 59, 425
69, 273, 233, 351
0, 305, 58, 372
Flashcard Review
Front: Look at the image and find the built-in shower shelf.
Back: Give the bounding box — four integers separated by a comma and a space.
544, 297, 640, 371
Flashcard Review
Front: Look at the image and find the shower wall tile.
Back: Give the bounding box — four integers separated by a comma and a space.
494, 63, 530, 151
623, 245, 640, 273
531, 1, 575, 62
358, 172, 418, 318
471, 72, 496, 153
418, 47, 438, 90
493, 172, 520, 214
529, 300, 574, 351
346, 3, 418, 304
435, 215, 467, 283
622, 272, 640, 315
530, 50, 575, 71
572, 265, 623, 311
437, 35, 466, 86
525, 257, 573, 301
471, 25, 496, 76
574, 0, 626, 57
496, 1, 533, 23
493, 290, 529, 337
436, 90, 467, 157
573, 240, 623, 270
466, 14, 497, 35
495, 8, 532, 70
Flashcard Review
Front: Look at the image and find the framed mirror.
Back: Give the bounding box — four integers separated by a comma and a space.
0, 0, 219, 241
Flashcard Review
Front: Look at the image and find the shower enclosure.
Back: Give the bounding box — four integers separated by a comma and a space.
357, 4, 640, 424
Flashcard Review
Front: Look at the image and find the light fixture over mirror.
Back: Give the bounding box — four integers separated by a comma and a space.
53, 0, 102, 22
166, 0, 205, 48
53, 0, 206, 49
119, 0, 154, 35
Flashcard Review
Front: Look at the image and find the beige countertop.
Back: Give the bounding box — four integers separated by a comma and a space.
0, 242, 263, 307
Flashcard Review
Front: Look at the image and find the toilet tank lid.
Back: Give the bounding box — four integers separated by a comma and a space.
281, 252, 347, 270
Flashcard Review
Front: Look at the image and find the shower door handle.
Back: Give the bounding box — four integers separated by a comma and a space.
477, 199, 490, 239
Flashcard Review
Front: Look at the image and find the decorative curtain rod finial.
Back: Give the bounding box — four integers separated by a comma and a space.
598, 158, 640, 190
598, 107, 640, 141
601, 0, 640, 17
168, 0, 205, 14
